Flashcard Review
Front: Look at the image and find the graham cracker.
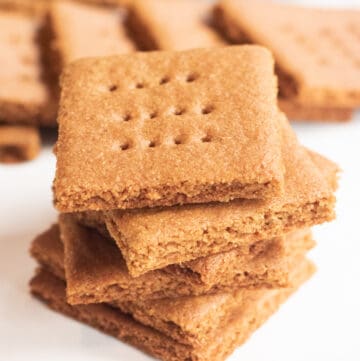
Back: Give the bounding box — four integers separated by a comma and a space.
30, 224, 65, 280
278, 98, 353, 122
30, 257, 314, 361
30, 218, 313, 304
0, 0, 46, 15
49, 0, 135, 66
127, 0, 225, 51
98, 117, 337, 276
0, 125, 40, 163
0, 10, 54, 125
214, 0, 360, 108
54, 45, 283, 212
75, 0, 123, 6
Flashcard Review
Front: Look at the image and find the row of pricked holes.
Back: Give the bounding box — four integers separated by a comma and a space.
119, 134, 213, 151
279, 26, 326, 65
108, 73, 198, 92
282, 25, 360, 66
319, 28, 360, 67
116, 105, 214, 122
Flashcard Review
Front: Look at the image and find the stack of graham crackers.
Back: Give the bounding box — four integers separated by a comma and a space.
30, 46, 338, 361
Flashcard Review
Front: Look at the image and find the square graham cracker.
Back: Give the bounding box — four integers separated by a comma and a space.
0, 125, 40, 163
0, 10, 54, 126
30, 218, 313, 304
214, 0, 360, 108
96, 117, 338, 276
54, 46, 283, 212
30, 258, 314, 361
126, 0, 225, 51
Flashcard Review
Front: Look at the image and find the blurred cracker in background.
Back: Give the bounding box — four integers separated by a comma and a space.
0, 8, 56, 127
0, 125, 40, 163
40, 0, 136, 116
126, 0, 225, 51
213, 0, 360, 121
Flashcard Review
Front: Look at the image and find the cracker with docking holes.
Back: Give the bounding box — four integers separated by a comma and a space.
0, 125, 40, 163
95, 118, 337, 276
54, 46, 283, 212
30, 257, 314, 361
214, 0, 360, 108
127, 0, 225, 50
0, 10, 54, 125
30, 218, 313, 304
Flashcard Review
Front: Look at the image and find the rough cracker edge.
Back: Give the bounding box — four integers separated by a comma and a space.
32, 218, 312, 304
30, 269, 191, 361
64, 236, 294, 304
30, 260, 314, 361
30, 237, 65, 281
59, 215, 292, 304
112, 257, 315, 351
73, 272, 288, 306
68, 262, 288, 305
106, 197, 334, 277
54, 179, 280, 213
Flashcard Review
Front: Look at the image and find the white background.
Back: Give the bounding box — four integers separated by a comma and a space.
1, 1, 360, 360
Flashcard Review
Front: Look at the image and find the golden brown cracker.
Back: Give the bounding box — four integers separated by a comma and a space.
102, 117, 337, 276
278, 98, 353, 122
0, 125, 40, 163
49, 0, 135, 66
214, 0, 360, 108
30, 258, 314, 361
54, 46, 283, 212
30, 218, 313, 304
127, 0, 225, 50
0, 10, 55, 125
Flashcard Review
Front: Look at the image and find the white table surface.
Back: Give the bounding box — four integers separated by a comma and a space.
1, 114, 360, 361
